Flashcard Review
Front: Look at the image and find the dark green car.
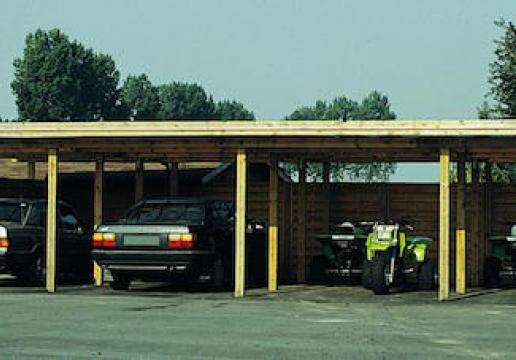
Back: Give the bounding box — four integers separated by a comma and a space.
0, 198, 91, 284
92, 198, 234, 290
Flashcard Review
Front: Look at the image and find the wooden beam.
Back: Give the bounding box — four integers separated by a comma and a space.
93, 157, 104, 286
46, 149, 58, 293
456, 156, 466, 294
168, 161, 179, 196
268, 157, 279, 293
27, 161, 36, 179
439, 148, 450, 301
135, 158, 144, 202
234, 149, 247, 297
2, 120, 516, 139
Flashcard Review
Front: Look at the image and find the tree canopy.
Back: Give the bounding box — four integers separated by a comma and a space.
11, 29, 121, 121
286, 91, 395, 121
215, 100, 255, 120
157, 82, 218, 120
121, 74, 160, 120
487, 19, 516, 119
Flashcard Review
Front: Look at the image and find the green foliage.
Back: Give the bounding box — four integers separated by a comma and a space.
286, 91, 395, 121
488, 19, 516, 118
285, 91, 397, 182
158, 82, 217, 120
121, 74, 160, 120
11, 29, 121, 121
215, 100, 255, 120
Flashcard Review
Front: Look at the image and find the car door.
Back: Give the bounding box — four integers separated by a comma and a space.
58, 204, 90, 275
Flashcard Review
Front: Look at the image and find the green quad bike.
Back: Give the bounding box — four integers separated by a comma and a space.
362, 221, 437, 295
310, 222, 372, 284
484, 225, 516, 287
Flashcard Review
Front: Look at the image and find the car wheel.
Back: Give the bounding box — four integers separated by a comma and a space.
361, 260, 373, 289
371, 254, 390, 295
34, 255, 46, 286
417, 260, 436, 290
484, 257, 501, 288
110, 272, 131, 290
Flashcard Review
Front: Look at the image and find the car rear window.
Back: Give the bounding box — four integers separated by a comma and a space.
0, 202, 24, 223
125, 203, 204, 225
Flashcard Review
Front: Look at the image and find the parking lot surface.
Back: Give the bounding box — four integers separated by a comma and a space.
0, 279, 515, 359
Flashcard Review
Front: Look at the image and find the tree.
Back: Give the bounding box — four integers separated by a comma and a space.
121, 74, 160, 119
215, 100, 255, 120
487, 19, 516, 118
475, 20, 516, 183
285, 91, 397, 182
158, 82, 217, 120
11, 29, 122, 121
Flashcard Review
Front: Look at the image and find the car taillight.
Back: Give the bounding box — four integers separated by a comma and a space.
0, 238, 9, 249
92, 232, 116, 248
167, 233, 195, 249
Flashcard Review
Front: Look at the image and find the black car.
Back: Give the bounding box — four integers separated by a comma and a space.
92, 198, 235, 290
0, 198, 91, 284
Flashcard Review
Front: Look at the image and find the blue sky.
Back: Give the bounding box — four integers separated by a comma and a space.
1, 0, 515, 120
0, 1, 515, 181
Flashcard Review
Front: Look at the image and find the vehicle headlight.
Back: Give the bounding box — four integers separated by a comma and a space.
0, 226, 6, 239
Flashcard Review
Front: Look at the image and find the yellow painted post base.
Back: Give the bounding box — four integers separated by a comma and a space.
94, 262, 103, 286
456, 229, 466, 295
268, 225, 278, 293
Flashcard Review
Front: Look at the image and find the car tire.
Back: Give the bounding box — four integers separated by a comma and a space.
371, 254, 390, 295
417, 260, 436, 290
484, 257, 501, 288
110, 272, 131, 290
361, 260, 373, 289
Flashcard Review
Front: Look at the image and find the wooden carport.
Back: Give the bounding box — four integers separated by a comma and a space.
1, 119, 516, 301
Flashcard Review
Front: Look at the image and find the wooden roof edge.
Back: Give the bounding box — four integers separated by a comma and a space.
0, 119, 516, 139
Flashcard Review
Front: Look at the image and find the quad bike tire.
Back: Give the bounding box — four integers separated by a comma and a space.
417, 260, 436, 290
371, 254, 390, 295
483, 256, 501, 288
110, 272, 131, 290
309, 255, 329, 284
361, 260, 373, 289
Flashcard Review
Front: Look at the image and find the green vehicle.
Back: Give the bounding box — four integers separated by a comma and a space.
362, 221, 436, 295
484, 225, 516, 287
311, 222, 371, 283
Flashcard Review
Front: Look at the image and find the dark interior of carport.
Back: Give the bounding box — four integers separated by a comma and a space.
1, 120, 516, 301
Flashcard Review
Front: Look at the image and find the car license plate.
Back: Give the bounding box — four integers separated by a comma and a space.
123, 235, 161, 247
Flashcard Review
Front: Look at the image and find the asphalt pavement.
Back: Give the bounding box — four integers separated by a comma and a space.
0, 279, 515, 359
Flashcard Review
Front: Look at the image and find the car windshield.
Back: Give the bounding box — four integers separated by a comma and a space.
125, 203, 204, 225
0, 202, 23, 223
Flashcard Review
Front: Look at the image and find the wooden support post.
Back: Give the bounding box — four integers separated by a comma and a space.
268, 157, 279, 293
168, 161, 179, 196
135, 158, 144, 202
27, 161, 36, 180
471, 161, 480, 286
93, 157, 104, 286
297, 159, 306, 283
46, 149, 58, 293
456, 156, 466, 295
439, 148, 450, 301
234, 149, 247, 297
